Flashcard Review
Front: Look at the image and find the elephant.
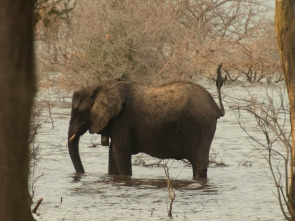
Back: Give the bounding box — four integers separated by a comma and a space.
68, 64, 225, 179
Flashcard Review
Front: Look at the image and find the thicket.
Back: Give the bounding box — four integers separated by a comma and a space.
35, 0, 280, 91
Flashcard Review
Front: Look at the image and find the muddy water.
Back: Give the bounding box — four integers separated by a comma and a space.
33, 82, 287, 220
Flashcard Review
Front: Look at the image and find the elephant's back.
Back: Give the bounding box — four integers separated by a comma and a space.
150, 81, 221, 118
130, 81, 221, 120
132, 82, 193, 116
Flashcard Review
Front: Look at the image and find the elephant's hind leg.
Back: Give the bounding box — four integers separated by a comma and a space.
197, 167, 208, 179
193, 124, 216, 179
191, 160, 208, 179
190, 141, 211, 179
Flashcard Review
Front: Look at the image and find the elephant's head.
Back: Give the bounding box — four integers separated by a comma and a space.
68, 81, 127, 173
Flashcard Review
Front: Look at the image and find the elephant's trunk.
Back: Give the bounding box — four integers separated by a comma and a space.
68, 130, 85, 173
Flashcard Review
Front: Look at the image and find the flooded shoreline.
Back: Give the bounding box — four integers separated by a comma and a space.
32, 82, 287, 220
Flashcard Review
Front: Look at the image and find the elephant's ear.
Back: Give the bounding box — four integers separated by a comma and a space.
89, 82, 126, 134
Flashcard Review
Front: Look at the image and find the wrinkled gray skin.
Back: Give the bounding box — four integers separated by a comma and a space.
68, 65, 225, 179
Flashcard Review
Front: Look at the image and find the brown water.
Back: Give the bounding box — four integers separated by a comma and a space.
32, 82, 287, 220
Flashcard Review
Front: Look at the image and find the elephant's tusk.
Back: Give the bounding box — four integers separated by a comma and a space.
69, 134, 76, 142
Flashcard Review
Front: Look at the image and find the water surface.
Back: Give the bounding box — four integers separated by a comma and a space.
33, 82, 287, 220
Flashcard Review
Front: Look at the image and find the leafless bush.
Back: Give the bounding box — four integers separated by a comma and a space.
34, 0, 76, 59
29, 106, 42, 171
230, 86, 294, 220
133, 155, 168, 168
59, 0, 195, 88
133, 151, 227, 168
35, 0, 279, 92
222, 18, 281, 83
209, 149, 228, 167
34, 0, 76, 88
184, 0, 280, 82
29, 105, 45, 200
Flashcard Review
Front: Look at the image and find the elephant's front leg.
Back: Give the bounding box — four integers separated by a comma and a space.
109, 140, 132, 176
108, 142, 119, 175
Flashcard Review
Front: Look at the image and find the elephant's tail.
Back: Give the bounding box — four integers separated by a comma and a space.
216, 64, 225, 118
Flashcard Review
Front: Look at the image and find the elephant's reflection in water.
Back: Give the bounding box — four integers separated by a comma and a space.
71, 173, 217, 195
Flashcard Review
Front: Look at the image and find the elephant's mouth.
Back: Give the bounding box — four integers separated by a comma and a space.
68, 127, 88, 142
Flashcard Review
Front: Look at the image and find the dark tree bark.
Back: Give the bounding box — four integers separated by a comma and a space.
0, 1, 36, 220
275, 0, 295, 218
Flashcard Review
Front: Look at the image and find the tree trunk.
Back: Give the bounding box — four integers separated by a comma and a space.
0, 1, 36, 220
275, 0, 295, 217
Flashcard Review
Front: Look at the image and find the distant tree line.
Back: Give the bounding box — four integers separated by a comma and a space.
35, 0, 280, 90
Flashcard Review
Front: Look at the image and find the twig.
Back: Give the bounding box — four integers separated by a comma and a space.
47, 101, 54, 129
55, 197, 63, 208
30, 173, 44, 200
164, 166, 176, 218
32, 197, 43, 214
